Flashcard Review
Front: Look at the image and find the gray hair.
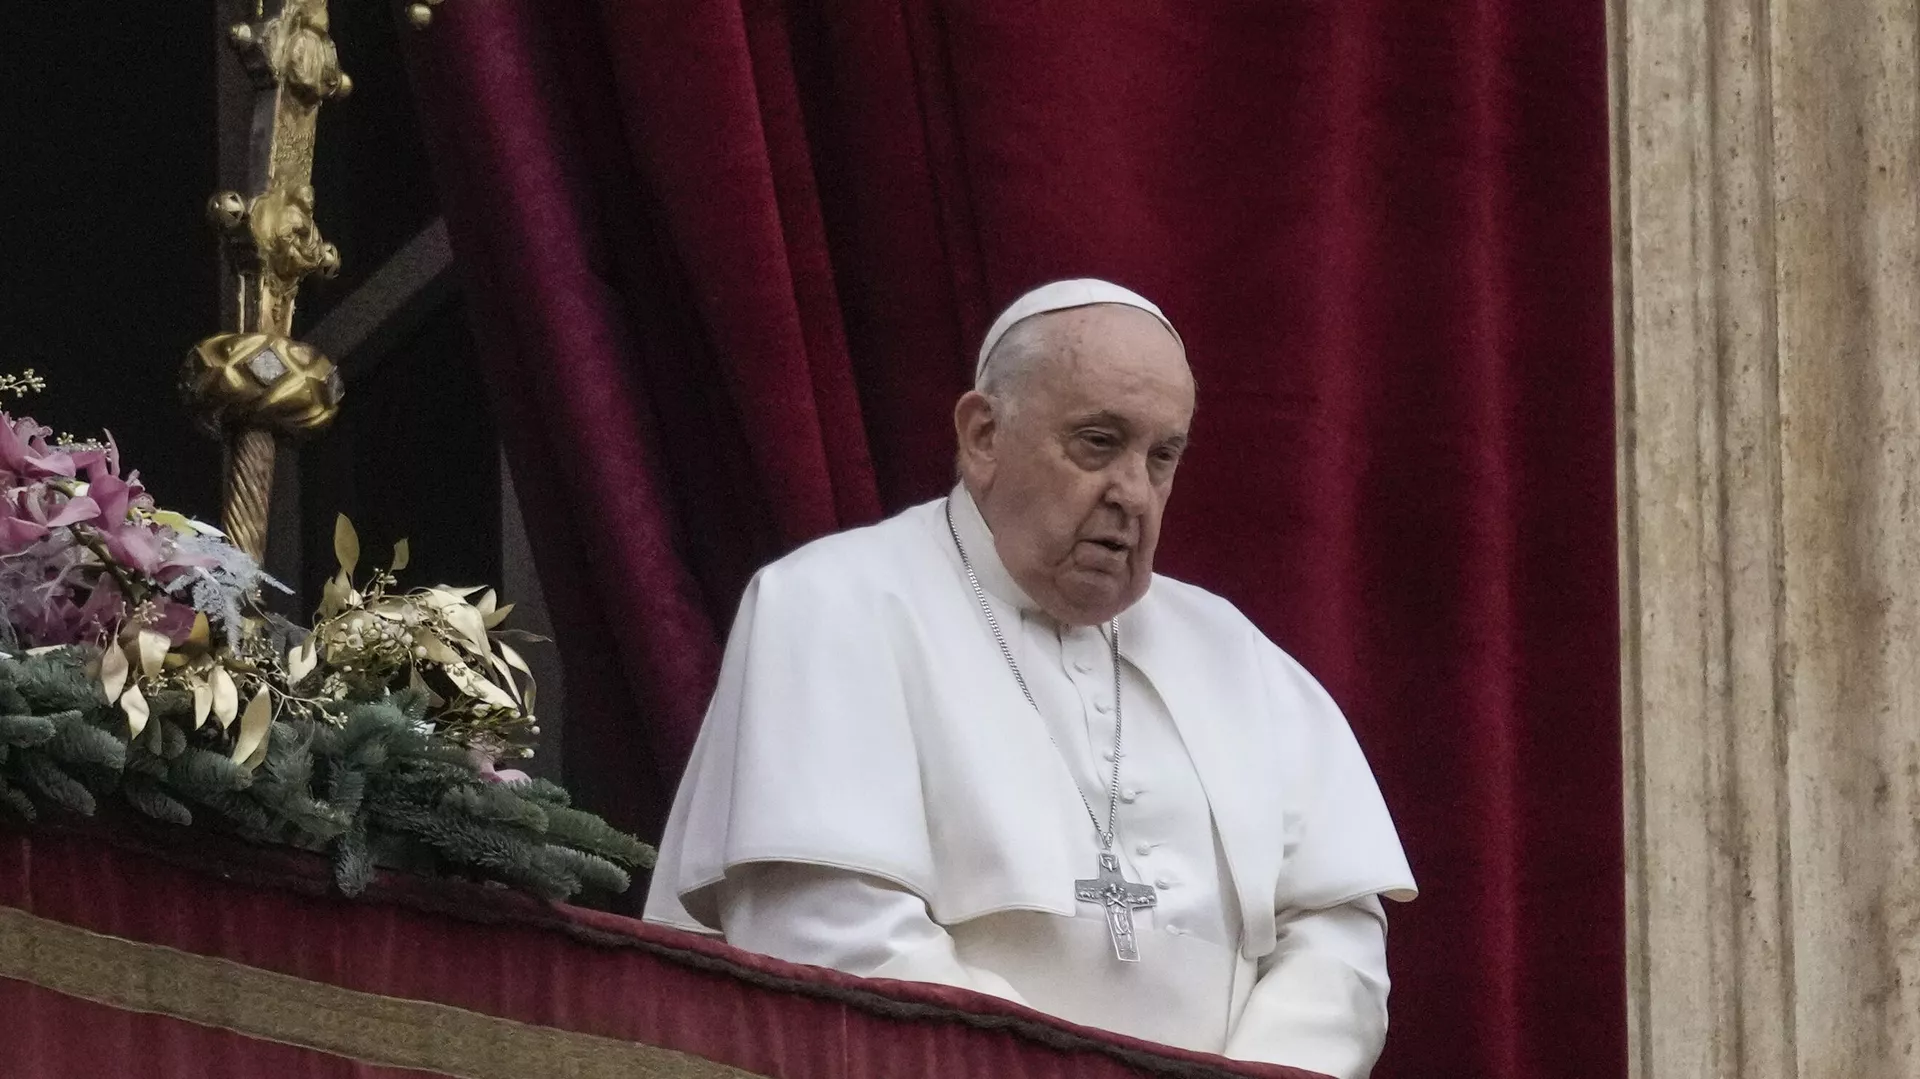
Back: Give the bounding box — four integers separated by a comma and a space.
974, 314, 1059, 422
975, 306, 1195, 424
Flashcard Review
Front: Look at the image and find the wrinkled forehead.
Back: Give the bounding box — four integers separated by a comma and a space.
1030, 307, 1195, 418
1044, 303, 1182, 349
1045, 305, 1190, 377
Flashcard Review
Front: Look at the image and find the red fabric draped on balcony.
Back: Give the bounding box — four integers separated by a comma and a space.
0, 825, 1323, 1079
399, 4, 1622, 1078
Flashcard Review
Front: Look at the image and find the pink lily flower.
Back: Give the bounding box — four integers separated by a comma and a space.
0, 415, 75, 481
0, 517, 48, 556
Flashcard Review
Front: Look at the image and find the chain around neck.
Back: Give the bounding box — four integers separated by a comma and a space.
945, 498, 1125, 852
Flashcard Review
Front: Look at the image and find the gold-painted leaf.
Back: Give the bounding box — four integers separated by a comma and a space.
475, 679, 518, 711
391, 537, 411, 573
410, 629, 462, 665
320, 572, 347, 617
496, 641, 533, 677
191, 677, 213, 729
418, 589, 462, 612
499, 643, 537, 717
441, 659, 478, 692
481, 602, 516, 629
136, 628, 169, 681
99, 640, 129, 700
444, 604, 489, 654
486, 652, 523, 703
338, 569, 362, 608
120, 685, 150, 738
287, 640, 317, 684
211, 665, 239, 728
369, 597, 410, 620
186, 612, 211, 651
445, 660, 517, 710
231, 686, 272, 769
334, 514, 360, 576
244, 733, 270, 771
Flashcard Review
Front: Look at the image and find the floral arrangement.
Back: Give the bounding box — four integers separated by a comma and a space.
309, 518, 540, 760
0, 387, 651, 900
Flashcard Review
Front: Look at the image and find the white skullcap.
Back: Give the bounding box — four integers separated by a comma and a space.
975, 278, 1183, 386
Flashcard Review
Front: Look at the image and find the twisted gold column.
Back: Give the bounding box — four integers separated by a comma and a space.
185, 0, 348, 565
223, 428, 278, 563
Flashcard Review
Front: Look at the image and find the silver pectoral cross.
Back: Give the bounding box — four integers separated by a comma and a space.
1075, 850, 1158, 962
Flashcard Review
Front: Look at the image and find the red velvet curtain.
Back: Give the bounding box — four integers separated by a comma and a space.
402, 4, 1620, 1078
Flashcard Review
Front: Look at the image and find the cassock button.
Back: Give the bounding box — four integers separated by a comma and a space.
1074, 659, 1093, 674
1120, 788, 1138, 803
1155, 876, 1173, 889
1094, 700, 1112, 714
1103, 749, 1118, 762
1134, 841, 1152, 856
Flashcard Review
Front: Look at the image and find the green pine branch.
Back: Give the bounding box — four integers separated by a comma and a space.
122, 776, 193, 826
18, 754, 95, 816
0, 776, 36, 821
541, 803, 656, 867
0, 713, 57, 748
0, 647, 651, 902
44, 711, 126, 773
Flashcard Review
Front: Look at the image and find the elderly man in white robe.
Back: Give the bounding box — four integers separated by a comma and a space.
645, 279, 1417, 1079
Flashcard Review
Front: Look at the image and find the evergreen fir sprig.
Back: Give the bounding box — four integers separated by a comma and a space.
0, 647, 653, 901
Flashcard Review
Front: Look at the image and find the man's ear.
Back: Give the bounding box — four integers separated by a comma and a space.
953, 391, 999, 485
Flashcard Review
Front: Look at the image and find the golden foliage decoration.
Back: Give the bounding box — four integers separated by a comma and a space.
310, 516, 541, 758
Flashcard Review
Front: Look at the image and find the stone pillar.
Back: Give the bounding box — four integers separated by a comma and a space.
1613, 1, 1920, 1076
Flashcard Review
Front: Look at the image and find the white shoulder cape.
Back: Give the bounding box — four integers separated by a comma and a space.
646, 499, 1416, 961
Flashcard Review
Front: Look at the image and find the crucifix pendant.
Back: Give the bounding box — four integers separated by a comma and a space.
1075, 850, 1158, 962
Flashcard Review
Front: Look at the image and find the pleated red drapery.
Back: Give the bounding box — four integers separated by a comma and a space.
402, 4, 1621, 1077
0, 826, 1325, 1079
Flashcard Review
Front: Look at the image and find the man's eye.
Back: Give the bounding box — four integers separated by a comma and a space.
1078, 432, 1119, 451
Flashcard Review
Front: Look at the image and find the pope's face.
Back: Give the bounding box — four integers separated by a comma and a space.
956, 305, 1195, 626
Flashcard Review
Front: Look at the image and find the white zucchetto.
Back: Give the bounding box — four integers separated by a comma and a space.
976, 279, 1184, 385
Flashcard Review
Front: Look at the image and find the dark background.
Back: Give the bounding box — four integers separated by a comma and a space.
1, 1, 500, 609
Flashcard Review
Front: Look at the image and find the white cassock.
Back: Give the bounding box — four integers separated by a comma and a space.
646, 485, 1417, 1079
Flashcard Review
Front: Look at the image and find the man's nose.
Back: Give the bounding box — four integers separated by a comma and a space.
1106, 455, 1152, 516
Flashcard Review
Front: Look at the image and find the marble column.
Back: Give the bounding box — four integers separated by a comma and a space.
1613, 0, 1920, 1076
